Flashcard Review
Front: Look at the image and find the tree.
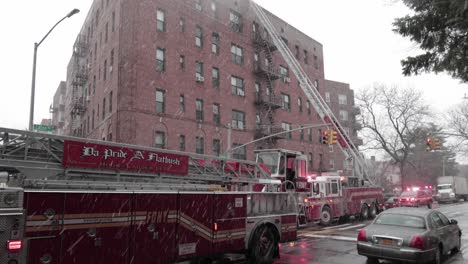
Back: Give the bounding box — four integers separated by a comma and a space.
447, 101, 468, 155
393, 0, 468, 82
405, 124, 458, 186
356, 84, 431, 188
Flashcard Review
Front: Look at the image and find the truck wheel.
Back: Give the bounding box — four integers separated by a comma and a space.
249, 225, 276, 264
368, 203, 377, 219
320, 206, 332, 226
360, 204, 369, 220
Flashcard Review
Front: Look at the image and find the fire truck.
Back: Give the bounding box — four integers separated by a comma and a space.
250, 2, 384, 226
0, 127, 298, 264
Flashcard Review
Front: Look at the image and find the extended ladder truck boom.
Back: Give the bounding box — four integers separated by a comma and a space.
250, 1, 370, 183
0, 127, 298, 264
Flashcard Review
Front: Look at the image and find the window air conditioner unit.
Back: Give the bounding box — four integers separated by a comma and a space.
283, 77, 291, 83
196, 76, 205, 82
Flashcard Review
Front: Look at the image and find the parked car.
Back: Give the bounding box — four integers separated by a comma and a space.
383, 196, 398, 210
398, 189, 434, 208
357, 207, 461, 264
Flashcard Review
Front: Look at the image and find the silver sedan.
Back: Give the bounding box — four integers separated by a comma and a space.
357, 207, 461, 264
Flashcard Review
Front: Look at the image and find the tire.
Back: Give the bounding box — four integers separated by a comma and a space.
360, 204, 369, 220
454, 233, 461, 253
366, 257, 379, 264
427, 201, 433, 209
368, 203, 377, 219
320, 206, 332, 226
434, 245, 441, 264
249, 225, 276, 264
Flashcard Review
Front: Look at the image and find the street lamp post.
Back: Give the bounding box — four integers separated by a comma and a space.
29, 8, 80, 131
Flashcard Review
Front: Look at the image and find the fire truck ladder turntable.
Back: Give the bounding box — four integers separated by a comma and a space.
250, 1, 370, 182
0, 127, 281, 191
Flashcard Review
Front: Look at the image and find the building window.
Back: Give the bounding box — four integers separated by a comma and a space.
156, 90, 165, 114
105, 22, 108, 42
339, 94, 348, 105
179, 135, 186, 151
329, 159, 335, 170
103, 60, 107, 81
156, 48, 165, 72
156, 9, 165, 32
325, 92, 331, 103
213, 139, 221, 156
282, 122, 292, 139
92, 110, 95, 129
180, 17, 185, 32
112, 11, 115, 32
329, 145, 334, 152
300, 125, 304, 141
195, 0, 202, 11
307, 100, 311, 115
282, 93, 290, 111
256, 113, 261, 128
229, 10, 242, 32
280, 66, 289, 83
195, 26, 203, 48
196, 99, 204, 121
195, 62, 204, 81
231, 44, 243, 65
155, 131, 166, 149
339, 110, 348, 121
232, 143, 246, 160
196, 136, 204, 154
97, 104, 100, 119
109, 91, 113, 112
211, 0, 217, 12
212, 32, 220, 55
318, 129, 322, 143
213, 103, 220, 125
179, 55, 185, 70
304, 50, 308, 64
179, 95, 185, 113
212, 67, 220, 88
102, 98, 106, 119
309, 152, 313, 171
232, 110, 245, 130
314, 55, 319, 69
308, 128, 312, 142
231, 76, 244, 96
295, 45, 300, 59
315, 79, 319, 90
298, 97, 302, 112
110, 48, 114, 69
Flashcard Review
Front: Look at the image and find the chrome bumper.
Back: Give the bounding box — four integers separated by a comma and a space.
357, 241, 435, 263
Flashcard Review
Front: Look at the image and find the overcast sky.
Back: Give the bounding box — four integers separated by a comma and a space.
1, 0, 465, 130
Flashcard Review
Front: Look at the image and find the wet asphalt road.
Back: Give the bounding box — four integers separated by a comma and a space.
275, 201, 468, 264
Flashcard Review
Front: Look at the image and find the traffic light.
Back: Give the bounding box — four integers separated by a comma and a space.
425, 138, 432, 151
433, 138, 441, 150
329, 129, 338, 145
322, 130, 329, 145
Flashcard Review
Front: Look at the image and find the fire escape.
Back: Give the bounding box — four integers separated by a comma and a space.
252, 29, 283, 148
70, 35, 88, 137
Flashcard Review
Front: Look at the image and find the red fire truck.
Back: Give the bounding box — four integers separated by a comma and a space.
0, 127, 298, 264
255, 149, 384, 227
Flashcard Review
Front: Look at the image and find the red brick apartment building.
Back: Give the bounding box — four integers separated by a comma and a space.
53, 0, 362, 175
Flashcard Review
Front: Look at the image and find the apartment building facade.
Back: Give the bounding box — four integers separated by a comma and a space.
56, 0, 362, 175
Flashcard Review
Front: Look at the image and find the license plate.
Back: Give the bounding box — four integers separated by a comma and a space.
380, 239, 393, 246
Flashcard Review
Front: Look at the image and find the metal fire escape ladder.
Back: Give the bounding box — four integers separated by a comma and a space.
0, 127, 280, 191
250, 1, 369, 181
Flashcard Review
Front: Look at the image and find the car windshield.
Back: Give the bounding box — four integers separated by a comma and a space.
437, 185, 452, 190
374, 213, 426, 229
400, 191, 416, 197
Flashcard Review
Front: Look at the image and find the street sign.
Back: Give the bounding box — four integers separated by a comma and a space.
33, 124, 55, 132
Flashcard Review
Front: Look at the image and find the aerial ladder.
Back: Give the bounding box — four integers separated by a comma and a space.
250, 1, 370, 184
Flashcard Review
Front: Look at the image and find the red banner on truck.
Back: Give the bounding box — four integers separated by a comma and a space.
63, 140, 189, 175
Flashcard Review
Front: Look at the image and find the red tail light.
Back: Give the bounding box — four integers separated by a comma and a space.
410, 235, 425, 250
357, 229, 367, 242
7, 240, 22, 251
